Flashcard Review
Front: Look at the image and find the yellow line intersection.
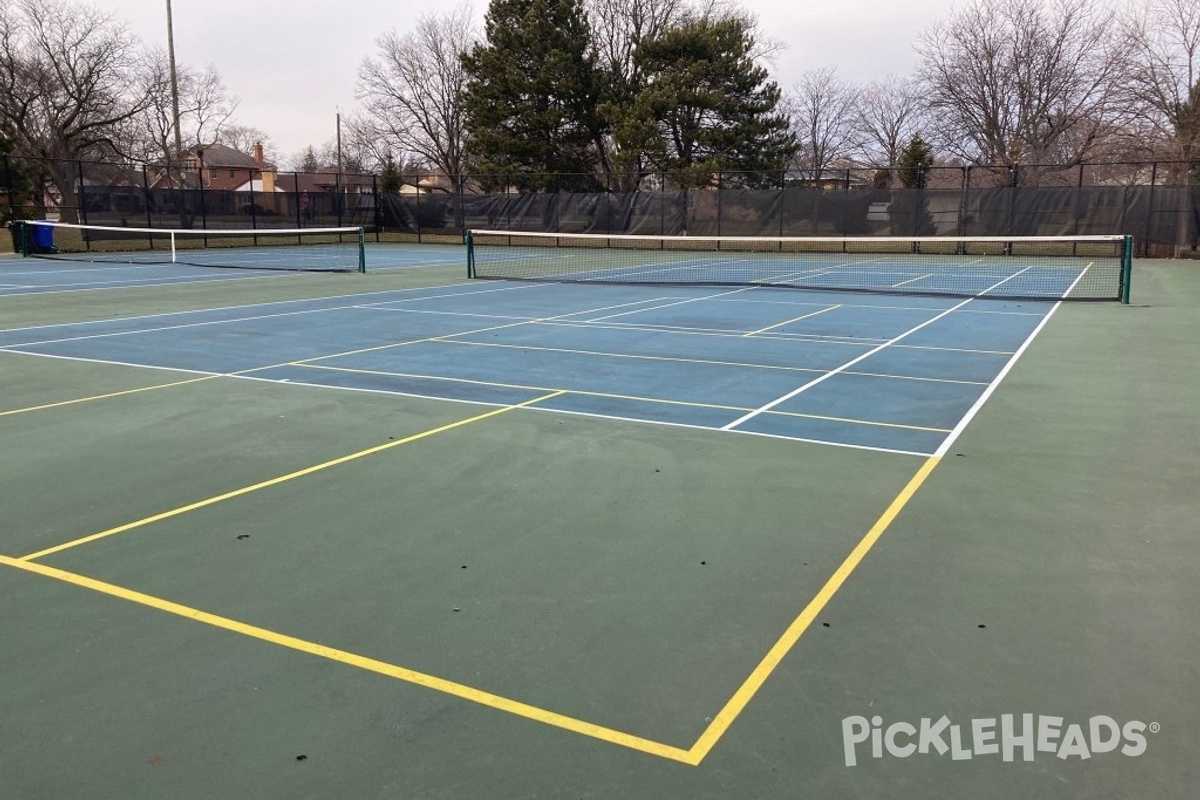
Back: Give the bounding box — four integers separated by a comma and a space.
3, 397, 940, 765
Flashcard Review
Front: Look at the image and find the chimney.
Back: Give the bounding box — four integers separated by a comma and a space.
253, 141, 264, 167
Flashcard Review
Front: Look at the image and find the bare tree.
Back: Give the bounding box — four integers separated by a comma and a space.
687, 0, 783, 62
856, 75, 924, 173
125, 51, 237, 175
588, 0, 777, 91
219, 124, 279, 166
0, 0, 153, 220
285, 129, 374, 176
787, 67, 861, 182
916, 0, 1123, 175
356, 4, 475, 192
588, 0, 686, 93
587, 0, 687, 185
1123, 0, 1200, 172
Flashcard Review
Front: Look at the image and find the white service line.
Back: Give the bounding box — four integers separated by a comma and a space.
721, 266, 1037, 431
2, 281, 552, 336
582, 286, 755, 322
0, 272, 288, 297
928, 265, 1095, 456
1, 282, 560, 347
933, 300, 1063, 458
231, 372, 934, 457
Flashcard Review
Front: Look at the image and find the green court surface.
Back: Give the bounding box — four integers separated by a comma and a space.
1, 249, 1197, 799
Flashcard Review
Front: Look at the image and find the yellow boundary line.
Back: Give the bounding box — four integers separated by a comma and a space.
0, 375, 219, 417
687, 455, 940, 761
3, 438, 941, 764
0, 554, 696, 764
18, 392, 563, 562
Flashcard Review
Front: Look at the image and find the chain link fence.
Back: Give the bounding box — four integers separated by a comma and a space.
5, 154, 1200, 257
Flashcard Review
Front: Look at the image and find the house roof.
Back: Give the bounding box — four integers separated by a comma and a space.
195, 143, 259, 169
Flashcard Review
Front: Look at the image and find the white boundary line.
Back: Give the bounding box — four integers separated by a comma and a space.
231, 372, 935, 458
0, 283, 582, 347
0, 342, 935, 458
934, 300, 1064, 457
720, 267, 1036, 431
0, 271, 290, 296
2, 270, 1060, 457
0, 281, 539, 335
582, 286, 754, 321
923, 249, 1091, 457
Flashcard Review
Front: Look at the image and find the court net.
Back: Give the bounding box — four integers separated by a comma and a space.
14, 221, 366, 273
467, 231, 1133, 302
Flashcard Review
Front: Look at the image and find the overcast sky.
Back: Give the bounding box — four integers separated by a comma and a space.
92, 0, 963, 158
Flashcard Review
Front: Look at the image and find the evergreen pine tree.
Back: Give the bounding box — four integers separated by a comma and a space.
606, 16, 794, 188
891, 135, 936, 235
461, 0, 606, 191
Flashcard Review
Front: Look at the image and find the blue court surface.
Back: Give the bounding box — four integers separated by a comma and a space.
5, 244, 1194, 800
0, 243, 464, 295
0, 272, 1054, 456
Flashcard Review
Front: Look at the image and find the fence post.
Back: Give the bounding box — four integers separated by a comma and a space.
1, 154, 10, 215
659, 172, 665, 237
415, 172, 422, 243
1072, 162, 1085, 238
957, 165, 970, 238
77, 159, 87, 225
1142, 161, 1157, 258
293, 172, 302, 229
454, 172, 466, 233
371, 174, 380, 241
778, 168, 786, 242
142, 165, 153, 229
1004, 163, 1019, 242
604, 183, 611, 234
198, 162, 208, 233
716, 170, 723, 240
247, 168, 258, 238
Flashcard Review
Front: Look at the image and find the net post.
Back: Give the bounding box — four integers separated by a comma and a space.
465, 230, 475, 278
1121, 234, 1133, 304
358, 227, 367, 273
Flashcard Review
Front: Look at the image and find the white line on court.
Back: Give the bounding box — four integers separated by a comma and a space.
720, 267, 1037, 431
712, 294, 1047, 317
580, 286, 755, 322
228, 372, 936, 458
0, 331, 943, 455
933, 302, 1063, 458
0, 281, 541, 335
0, 271, 289, 297
932, 266, 1092, 456
427, 337, 991, 386
0, 283, 564, 348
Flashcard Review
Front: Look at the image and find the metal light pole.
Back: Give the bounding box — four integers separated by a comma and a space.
336, 110, 343, 225
166, 0, 183, 169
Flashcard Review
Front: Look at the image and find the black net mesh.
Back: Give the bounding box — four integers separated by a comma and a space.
467, 231, 1130, 301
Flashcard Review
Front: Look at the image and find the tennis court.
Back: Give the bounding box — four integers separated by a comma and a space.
2, 235, 1196, 799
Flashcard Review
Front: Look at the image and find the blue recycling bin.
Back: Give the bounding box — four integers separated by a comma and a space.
31, 221, 55, 253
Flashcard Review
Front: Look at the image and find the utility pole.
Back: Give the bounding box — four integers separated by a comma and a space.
336, 110, 343, 225
166, 0, 183, 173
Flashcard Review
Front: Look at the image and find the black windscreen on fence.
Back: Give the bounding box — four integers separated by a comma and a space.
378, 184, 1199, 255
8, 153, 1200, 257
